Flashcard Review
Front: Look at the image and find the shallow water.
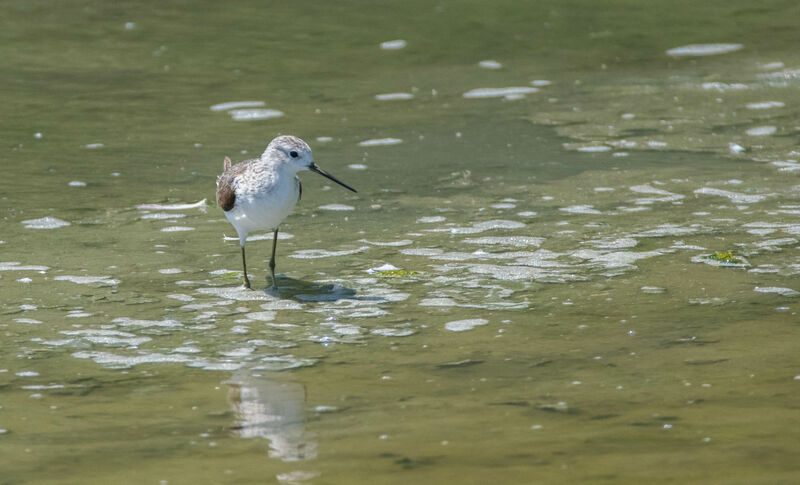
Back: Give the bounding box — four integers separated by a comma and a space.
2, 1, 800, 483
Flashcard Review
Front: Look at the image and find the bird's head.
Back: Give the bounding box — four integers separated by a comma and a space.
263, 135, 357, 193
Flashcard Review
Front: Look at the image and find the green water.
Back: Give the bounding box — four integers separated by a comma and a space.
2, 1, 800, 483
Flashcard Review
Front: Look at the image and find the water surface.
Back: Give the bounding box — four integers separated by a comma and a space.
2, 1, 800, 483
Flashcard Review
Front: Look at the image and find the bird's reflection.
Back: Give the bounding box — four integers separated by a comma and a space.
226, 369, 317, 461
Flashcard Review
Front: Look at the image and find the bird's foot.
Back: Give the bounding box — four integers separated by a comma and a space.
242, 276, 252, 289
266, 275, 279, 294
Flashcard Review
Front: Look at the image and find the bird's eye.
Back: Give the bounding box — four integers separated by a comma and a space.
289, 150, 299, 158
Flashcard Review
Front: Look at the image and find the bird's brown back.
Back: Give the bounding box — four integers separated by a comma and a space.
216, 156, 250, 212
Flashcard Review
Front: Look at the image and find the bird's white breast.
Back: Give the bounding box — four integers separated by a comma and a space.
224, 162, 300, 237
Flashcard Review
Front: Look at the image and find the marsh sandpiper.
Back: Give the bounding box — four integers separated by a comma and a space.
216, 135, 357, 289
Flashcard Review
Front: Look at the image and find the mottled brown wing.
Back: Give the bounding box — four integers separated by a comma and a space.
216, 157, 244, 212
216, 177, 236, 211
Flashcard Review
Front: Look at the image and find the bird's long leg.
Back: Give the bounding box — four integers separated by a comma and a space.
241, 244, 251, 289
269, 228, 279, 290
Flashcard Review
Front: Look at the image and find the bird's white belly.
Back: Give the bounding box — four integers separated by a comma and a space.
225, 177, 298, 238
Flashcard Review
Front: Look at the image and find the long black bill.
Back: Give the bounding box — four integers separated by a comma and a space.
309, 162, 357, 193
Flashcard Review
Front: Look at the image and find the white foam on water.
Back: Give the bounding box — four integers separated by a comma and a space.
694, 187, 769, 204
747, 228, 776, 236
359, 239, 413, 247
531, 80, 552, 86
158, 268, 183, 274
289, 246, 369, 259
445, 318, 489, 332
317, 204, 355, 211
462, 236, 543, 247
161, 226, 195, 232
17, 277, 33, 283
635, 224, 700, 237
380, 39, 406, 50
375, 93, 414, 100
406, 248, 535, 262
357, 138, 403, 146
260, 300, 304, 311
331, 324, 363, 336
416, 216, 446, 223
0, 262, 49, 271
571, 249, 669, 269
210, 101, 265, 111
22, 217, 70, 229
463, 87, 538, 98
15, 371, 39, 377
618, 206, 650, 213
371, 328, 416, 337
772, 161, 800, 172
140, 212, 186, 220
419, 297, 458, 307
14, 318, 42, 324
575, 145, 612, 153
54, 275, 119, 285
400, 248, 443, 257
746, 101, 785, 109
517, 211, 537, 217
66, 311, 92, 318
746, 126, 777, 136
277, 471, 321, 483
452, 263, 579, 282
666, 43, 743, 56
348, 164, 368, 170
196, 362, 244, 371
560, 205, 602, 214
209, 269, 235, 275
474, 59, 505, 70
173, 346, 201, 354
478, 60, 502, 69
22, 384, 65, 390
72, 351, 196, 369
197, 286, 285, 302
230, 108, 284, 121
244, 311, 276, 322
137, 199, 206, 210
429, 219, 525, 235
629, 184, 685, 204
112, 317, 182, 328
701, 82, 748, 92
641, 286, 666, 294
365, 263, 400, 274
588, 237, 638, 249
647, 141, 668, 148
220, 347, 254, 357
754, 237, 797, 249
729, 143, 746, 154
85, 143, 104, 149
754, 286, 798, 297
167, 294, 194, 302
68, 181, 86, 187
316, 136, 333, 142
61, 329, 151, 347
